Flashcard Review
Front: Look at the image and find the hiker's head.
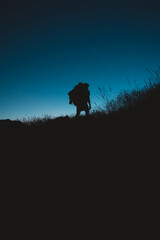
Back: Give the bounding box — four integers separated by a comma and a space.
83, 83, 89, 89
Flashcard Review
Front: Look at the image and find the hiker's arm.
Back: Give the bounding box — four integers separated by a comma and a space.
87, 91, 91, 108
88, 98, 91, 109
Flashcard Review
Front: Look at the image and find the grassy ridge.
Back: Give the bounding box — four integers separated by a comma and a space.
1, 73, 159, 220
18, 67, 160, 127
1, 69, 160, 161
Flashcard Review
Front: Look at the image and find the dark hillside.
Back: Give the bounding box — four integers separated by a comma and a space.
1, 81, 159, 232
1, 78, 160, 177
1, 77, 160, 152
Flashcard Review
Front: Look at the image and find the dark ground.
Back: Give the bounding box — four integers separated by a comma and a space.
1, 84, 159, 236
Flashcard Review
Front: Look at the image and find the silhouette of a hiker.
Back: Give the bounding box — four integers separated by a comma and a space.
68, 82, 91, 117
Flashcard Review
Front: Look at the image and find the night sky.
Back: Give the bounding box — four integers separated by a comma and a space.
0, 0, 160, 120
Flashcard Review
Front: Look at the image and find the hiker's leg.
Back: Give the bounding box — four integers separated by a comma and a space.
85, 105, 89, 117
76, 107, 80, 117
85, 109, 89, 116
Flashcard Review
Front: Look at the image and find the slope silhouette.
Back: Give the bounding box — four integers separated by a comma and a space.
1, 77, 159, 163
1, 75, 159, 176
1, 79, 159, 235
1, 77, 160, 148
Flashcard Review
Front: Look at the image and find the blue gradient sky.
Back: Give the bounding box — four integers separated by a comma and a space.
0, 0, 160, 119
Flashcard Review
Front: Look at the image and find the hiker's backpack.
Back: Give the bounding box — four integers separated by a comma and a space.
68, 83, 89, 106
